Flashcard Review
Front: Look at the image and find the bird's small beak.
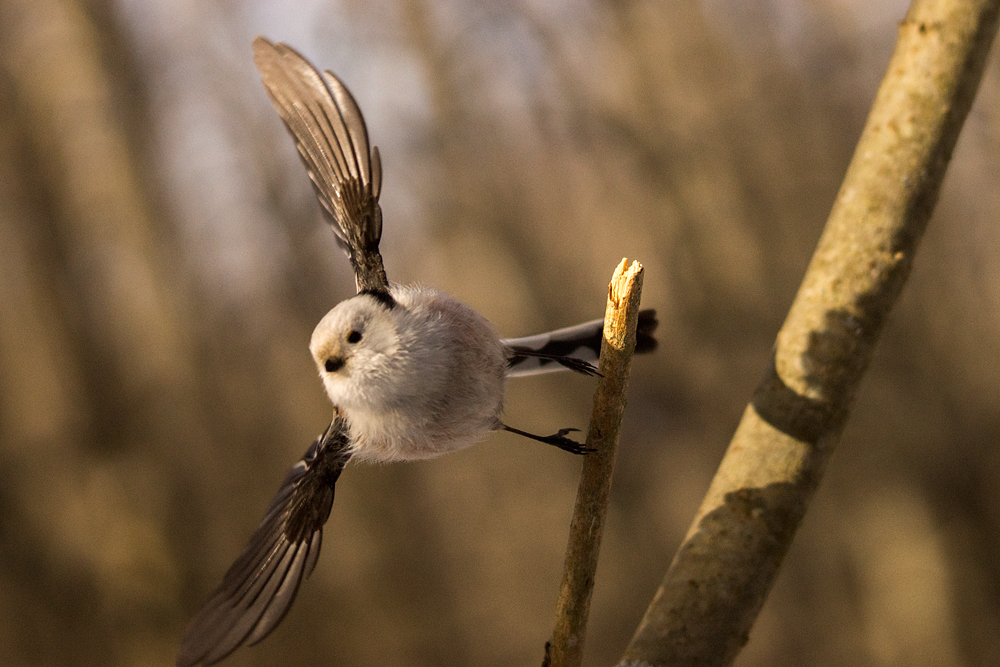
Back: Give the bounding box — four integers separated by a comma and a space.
324, 357, 345, 373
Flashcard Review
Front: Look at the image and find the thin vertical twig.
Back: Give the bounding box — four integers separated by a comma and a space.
546, 259, 645, 667
618, 1, 1000, 665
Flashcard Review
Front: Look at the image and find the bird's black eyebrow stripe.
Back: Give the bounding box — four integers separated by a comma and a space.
359, 288, 396, 309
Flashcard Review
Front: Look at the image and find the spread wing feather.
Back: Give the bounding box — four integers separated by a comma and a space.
177, 416, 352, 666
252, 37, 388, 294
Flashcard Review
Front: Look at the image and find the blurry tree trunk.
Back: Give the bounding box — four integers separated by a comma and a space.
0, 0, 208, 663
619, 0, 1000, 665
0, 0, 195, 440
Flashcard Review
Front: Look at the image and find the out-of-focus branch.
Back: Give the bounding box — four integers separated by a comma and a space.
619, 1, 1000, 665
0, 0, 193, 416
546, 259, 645, 667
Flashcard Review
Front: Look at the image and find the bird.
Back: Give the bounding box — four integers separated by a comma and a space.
176, 36, 657, 667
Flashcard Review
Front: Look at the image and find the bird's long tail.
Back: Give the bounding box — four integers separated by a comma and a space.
503, 309, 658, 377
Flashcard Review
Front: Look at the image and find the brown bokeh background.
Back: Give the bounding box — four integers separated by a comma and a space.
2, 1, 999, 665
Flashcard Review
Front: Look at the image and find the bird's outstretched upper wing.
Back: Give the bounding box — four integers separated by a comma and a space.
177, 415, 352, 667
252, 36, 389, 296
504, 309, 658, 377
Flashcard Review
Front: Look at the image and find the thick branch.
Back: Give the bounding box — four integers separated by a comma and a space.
619, 1, 1000, 665
546, 259, 645, 667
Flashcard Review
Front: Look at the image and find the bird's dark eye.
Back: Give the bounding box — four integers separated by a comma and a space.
347, 330, 362, 344
325, 358, 344, 373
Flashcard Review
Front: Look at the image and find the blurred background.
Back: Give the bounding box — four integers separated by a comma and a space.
1, 0, 999, 665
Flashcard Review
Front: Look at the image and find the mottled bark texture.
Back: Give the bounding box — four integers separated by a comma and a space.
619, 1, 1000, 665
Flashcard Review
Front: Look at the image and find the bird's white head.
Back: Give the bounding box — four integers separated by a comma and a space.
310, 292, 400, 409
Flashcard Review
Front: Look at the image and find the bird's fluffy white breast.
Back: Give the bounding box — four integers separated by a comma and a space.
326, 285, 508, 462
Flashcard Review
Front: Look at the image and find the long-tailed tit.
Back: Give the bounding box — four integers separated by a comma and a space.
177, 37, 657, 667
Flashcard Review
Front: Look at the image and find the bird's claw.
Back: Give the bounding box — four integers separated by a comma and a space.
547, 428, 594, 455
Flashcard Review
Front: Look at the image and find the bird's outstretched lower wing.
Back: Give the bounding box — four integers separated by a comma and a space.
177, 415, 352, 667
504, 309, 658, 377
252, 36, 389, 296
